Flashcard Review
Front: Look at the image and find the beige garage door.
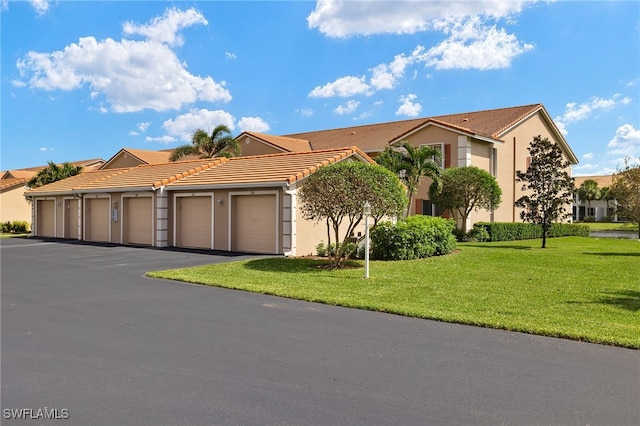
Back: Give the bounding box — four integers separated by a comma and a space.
64, 199, 79, 239
85, 198, 110, 242
37, 200, 55, 237
126, 197, 152, 246
234, 195, 277, 254
177, 196, 212, 249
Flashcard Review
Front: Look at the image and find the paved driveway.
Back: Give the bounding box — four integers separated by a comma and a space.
2, 238, 639, 425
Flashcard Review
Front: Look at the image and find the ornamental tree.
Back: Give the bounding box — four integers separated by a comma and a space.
428, 166, 502, 233
515, 135, 575, 248
610, 157, 640, 239
299, 161, 407, 268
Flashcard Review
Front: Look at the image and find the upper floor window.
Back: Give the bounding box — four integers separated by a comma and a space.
420, 143, 444, 168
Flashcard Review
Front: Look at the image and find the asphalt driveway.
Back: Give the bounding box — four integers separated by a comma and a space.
2, 238, 639, 425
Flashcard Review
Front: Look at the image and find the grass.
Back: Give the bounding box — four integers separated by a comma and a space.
0, 233, 30, 239
147, 237, 640, 349
579, 221, 637, 232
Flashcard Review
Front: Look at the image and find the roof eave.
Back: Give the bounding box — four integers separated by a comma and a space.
166, 182, 288, 191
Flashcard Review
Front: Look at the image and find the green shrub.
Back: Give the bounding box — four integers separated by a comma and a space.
10, 221, 29, 233
370, 216, 456, 260
316, 241, 328, 257
316, 241, 358, 259
0, 222, 11, 233
472, 222, 589, 241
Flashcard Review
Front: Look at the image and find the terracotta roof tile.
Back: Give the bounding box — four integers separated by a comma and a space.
24, 168, 131, 195
79, 159, 222, 191
240, 131, 312, 152
0, 177, 28, 191
574, 175, 614, 187
165, 147, 372, 188
283, 104, 544, 151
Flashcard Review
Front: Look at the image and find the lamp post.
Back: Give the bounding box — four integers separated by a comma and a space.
363, 201, 371, 279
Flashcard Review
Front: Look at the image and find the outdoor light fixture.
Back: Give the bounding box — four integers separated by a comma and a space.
363, 201, 371, 279
217, 197, 224, 205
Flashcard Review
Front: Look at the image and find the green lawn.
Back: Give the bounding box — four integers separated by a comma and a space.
0, 233, 30, 239
579, 221, 637, 232
148, 237, 640, 349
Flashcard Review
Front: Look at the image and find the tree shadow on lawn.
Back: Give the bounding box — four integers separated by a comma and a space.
595, 290, 640, 312
242, 257, 361, 274
583, 252, 640, 257
569, 290, 640, 312
462, 244, 535, 250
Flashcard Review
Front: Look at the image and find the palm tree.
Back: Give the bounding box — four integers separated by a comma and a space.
577, 179, 600, 218
376, 142, 441, 216
170, 125, 240, 161
27, 161, 82, 188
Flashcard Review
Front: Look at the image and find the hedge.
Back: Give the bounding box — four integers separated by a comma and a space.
370, 216, 457, 260
472, 222, 590, 242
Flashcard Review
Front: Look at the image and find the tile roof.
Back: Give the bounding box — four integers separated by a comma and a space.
574, 175, 614, 187
239, 131, 312, 152
24, 168, 131, 195
81, 159, 222, 191
0, 177, 28, 191
100, 148, 173, 169
283, 104, 545, 152
23, 148, 371, 195
164, 147, 372, 188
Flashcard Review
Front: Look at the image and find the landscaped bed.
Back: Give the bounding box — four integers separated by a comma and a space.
147, 237, 639, 349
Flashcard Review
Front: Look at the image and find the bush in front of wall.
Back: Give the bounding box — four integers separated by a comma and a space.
370, 216, 457, 260
472, 222, 589, 241
1, 221, 29, 233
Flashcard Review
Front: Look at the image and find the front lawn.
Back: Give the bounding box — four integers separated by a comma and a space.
579, 221, 637, 232
148, 237, 640, 349
0, 233, 30, 239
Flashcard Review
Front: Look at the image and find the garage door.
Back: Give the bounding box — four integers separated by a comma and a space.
176, 196, 212, 249
234, 195, 277, 254
36, 200, 55, 237
64, 199, 79, 239
85, 198, 110, 242
125, 197, 152, 246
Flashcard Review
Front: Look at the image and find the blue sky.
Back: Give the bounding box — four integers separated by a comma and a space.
2, 1, 639, 176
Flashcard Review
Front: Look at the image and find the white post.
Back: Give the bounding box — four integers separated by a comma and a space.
363, 201, 371, 279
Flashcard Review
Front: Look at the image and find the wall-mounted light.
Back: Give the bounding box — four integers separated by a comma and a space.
217, 198, 224, 205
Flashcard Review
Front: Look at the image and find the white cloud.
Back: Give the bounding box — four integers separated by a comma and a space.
129, 121, 151, 136
607, 124, 640, 158
225, 52, 237, 60
162, 109, 236, 142
144, 135, 176, 144
39, 146, 54, 151
420, 17, 534, 70
334, 100, 360, 115
238, 117, 270, 133
15, 8, 231, 113
582, 152, 593, 160
29, 0, 49, 16
122, 7, 207, 47
307, 0, 534, 38
309, 75, 371, 98
555, 94, 632, 135
396, 94, 422, 117
296, 108, 314, 117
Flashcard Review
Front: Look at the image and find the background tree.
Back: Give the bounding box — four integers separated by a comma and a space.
610, 158, 640, 239
376, 142, 440, 216
515, 135, 575, 248
27, 161, 82, 188
299, 161, 407, 268
577, 179, 600, 218
428, 166, 502, 233
599, 185, 614, 220
170, 125, 240, 161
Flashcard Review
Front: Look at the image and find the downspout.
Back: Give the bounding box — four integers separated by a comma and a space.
512, 136, 517, 222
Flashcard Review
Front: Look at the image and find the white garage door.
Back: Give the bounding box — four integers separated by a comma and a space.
234, 195, 277, 254
85, 198, 110, 242
37, 200, 55, 237
177, 196, 212, 249
126, 197, 152, 246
